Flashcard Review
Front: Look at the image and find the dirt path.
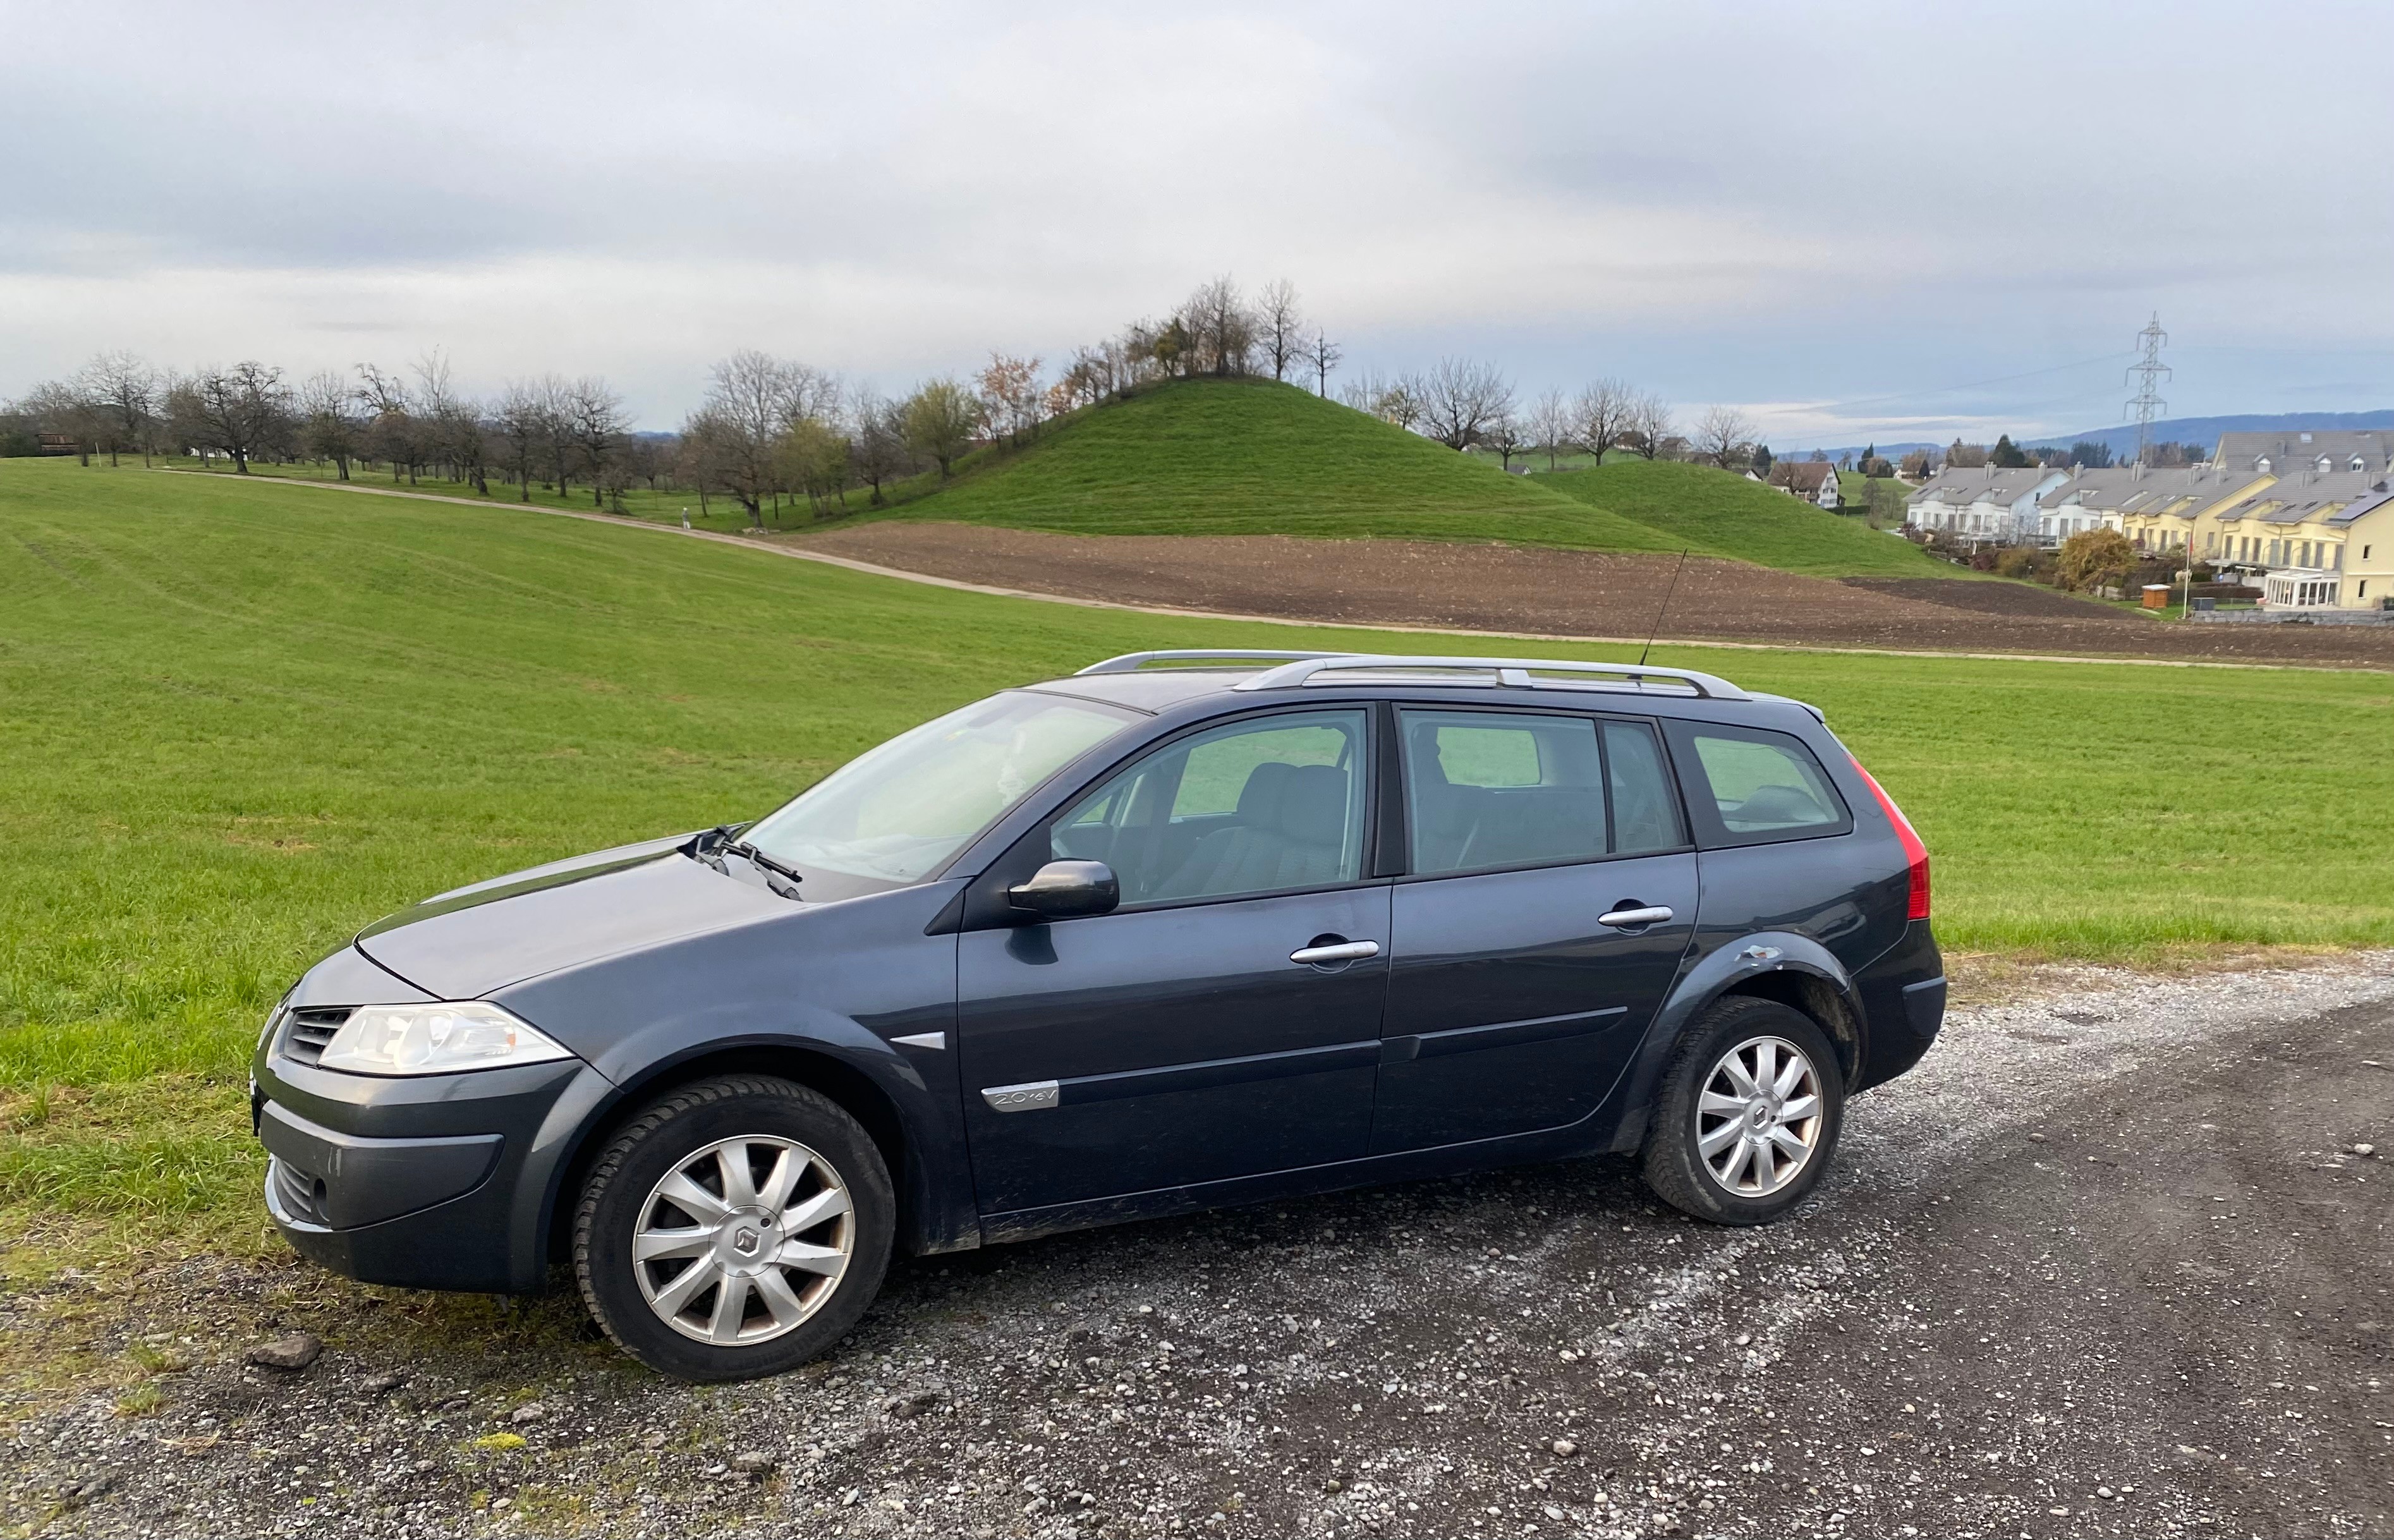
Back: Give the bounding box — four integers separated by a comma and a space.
784, 523, 2394, 670
7, 958, 2390, 1538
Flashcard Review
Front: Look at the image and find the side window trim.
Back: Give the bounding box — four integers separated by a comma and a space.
1390, 703, 1694, 882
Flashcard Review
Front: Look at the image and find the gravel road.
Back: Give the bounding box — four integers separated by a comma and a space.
6, 957, 2390, 1539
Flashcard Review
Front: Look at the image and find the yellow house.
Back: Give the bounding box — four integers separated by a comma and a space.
2196, 473, 2394, 612
2117, 471, 2275, 555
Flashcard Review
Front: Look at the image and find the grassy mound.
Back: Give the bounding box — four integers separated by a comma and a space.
885, 377, 1683, 551
1538, 461, 1955, 579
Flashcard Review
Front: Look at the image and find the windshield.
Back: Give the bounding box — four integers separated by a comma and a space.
738, 691, 1135, 896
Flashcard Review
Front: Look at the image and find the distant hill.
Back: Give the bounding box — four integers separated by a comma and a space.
1785, 409, 2394, 464
2035, 411, 2394, 461
878, 377, 1957, 579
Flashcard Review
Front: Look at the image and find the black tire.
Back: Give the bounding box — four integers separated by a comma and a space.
1641, 997, 1845, 1226
573, 1075, 893, 1383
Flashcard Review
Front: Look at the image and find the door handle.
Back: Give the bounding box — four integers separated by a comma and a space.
1597, 905, 1674, 929
1291, 939, 1381, 966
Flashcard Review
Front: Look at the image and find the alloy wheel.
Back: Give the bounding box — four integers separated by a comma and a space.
631, 1135, 853, 1345
1694, 1035, 1824, 1197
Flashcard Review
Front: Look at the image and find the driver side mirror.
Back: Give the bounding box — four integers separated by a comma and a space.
1006, 859, 1120, 920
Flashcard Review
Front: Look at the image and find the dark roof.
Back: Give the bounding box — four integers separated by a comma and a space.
1770, 463, 1835, 492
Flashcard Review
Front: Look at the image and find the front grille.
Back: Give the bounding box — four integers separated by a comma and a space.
279, 1007, 352, 1067
269, 1155, 328, 1225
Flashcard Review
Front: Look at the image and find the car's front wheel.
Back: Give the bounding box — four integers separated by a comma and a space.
573, 1075, 893, 1381
1641, 997, 1845, 1225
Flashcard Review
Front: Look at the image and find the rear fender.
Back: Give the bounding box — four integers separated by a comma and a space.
1603, 931, 1861, 1154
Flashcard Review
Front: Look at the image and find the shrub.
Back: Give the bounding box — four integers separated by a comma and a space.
2056, 528, 2136, 593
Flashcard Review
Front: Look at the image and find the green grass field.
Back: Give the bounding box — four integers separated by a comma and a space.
6, 458, 2392, 1233
1539, 461, 1951, 578
882, 378, 1687, 550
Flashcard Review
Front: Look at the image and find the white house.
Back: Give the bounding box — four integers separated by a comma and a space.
1766, 461, 1841, 509
1904, 467, 2069, 543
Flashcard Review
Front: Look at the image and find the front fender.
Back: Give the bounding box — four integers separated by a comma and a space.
1602, 931, 1862, 1155
492, 882, 976, 1269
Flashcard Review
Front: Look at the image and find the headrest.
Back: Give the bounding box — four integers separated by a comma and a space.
1411, 729, 1454, 787
1237, 761, 1296, 822
1277, 764, 1349, 844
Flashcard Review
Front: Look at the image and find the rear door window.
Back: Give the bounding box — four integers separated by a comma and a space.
1400, 710, 1685, 875
1665, 722, 1851, 846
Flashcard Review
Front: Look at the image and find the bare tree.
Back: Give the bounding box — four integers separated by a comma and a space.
691, 351, 803, 520
562, 378, 627, 506
1693, 405, 1756, 470
167, 362, 292, 474
492, 380, 550, 502
412, 349, 488, 491
1304, 329, 1341, 397
1181, 277, 1256, 377
1256, 279, 1304, 382
1342, 369, 1425, 432
900, 379, 983, 478
1527, 388, 1572, 470
849, 391, 913, 504
355, 363, 418, 482
80, 351, 159, 466
1570, 379, 1634, 466
297, 371, 363, 479
1418, 358, 1514, 451
1483, 409, 1529, 471
1624, 392, 1675, 460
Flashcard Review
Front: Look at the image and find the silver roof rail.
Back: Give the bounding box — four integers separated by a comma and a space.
1076, 649, 1358, 675
1230, 653, 1750, 700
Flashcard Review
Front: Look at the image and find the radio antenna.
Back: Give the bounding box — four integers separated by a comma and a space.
1639, 549, 1689, 667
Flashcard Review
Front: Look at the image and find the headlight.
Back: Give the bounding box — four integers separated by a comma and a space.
316, 1002, 574, 1077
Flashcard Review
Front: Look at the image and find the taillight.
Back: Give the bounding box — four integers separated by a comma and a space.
1849, 755, 1930, 921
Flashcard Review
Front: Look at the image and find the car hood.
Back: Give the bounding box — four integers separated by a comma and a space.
355, 839, 790, 1000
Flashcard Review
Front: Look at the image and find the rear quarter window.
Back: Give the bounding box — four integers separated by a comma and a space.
1664, 721, 1852, 847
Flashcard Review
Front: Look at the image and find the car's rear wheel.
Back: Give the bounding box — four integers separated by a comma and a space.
1642, 997, 1845, 1225
573, 1075, 892, 1382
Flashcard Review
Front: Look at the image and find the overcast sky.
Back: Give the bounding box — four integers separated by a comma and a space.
7, 0, 2391, 446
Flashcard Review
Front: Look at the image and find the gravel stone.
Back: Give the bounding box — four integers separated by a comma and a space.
242, 1331, 320, 1371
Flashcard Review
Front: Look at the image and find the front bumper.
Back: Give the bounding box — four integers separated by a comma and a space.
253, 1045, 614, 1295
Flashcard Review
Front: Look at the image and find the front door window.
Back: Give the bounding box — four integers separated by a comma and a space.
1052, 710, 1369, 904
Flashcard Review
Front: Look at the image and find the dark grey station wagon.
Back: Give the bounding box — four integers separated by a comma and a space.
253, 650, 1943, 1381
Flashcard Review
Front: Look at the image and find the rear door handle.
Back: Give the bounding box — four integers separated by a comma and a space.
1597, 905, 1674, 928
1291, 940, 1381, 966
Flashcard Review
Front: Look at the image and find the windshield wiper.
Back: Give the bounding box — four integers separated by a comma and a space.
726, 840, 806, 900
685, 823, 744, 874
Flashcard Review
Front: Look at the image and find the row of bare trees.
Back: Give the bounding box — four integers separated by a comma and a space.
1342, 369, 1717, 468
9, 279, 1785, 521
8, 349, 646, 504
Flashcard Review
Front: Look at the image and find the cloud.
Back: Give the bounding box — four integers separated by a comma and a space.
6, 0, 2391, 434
